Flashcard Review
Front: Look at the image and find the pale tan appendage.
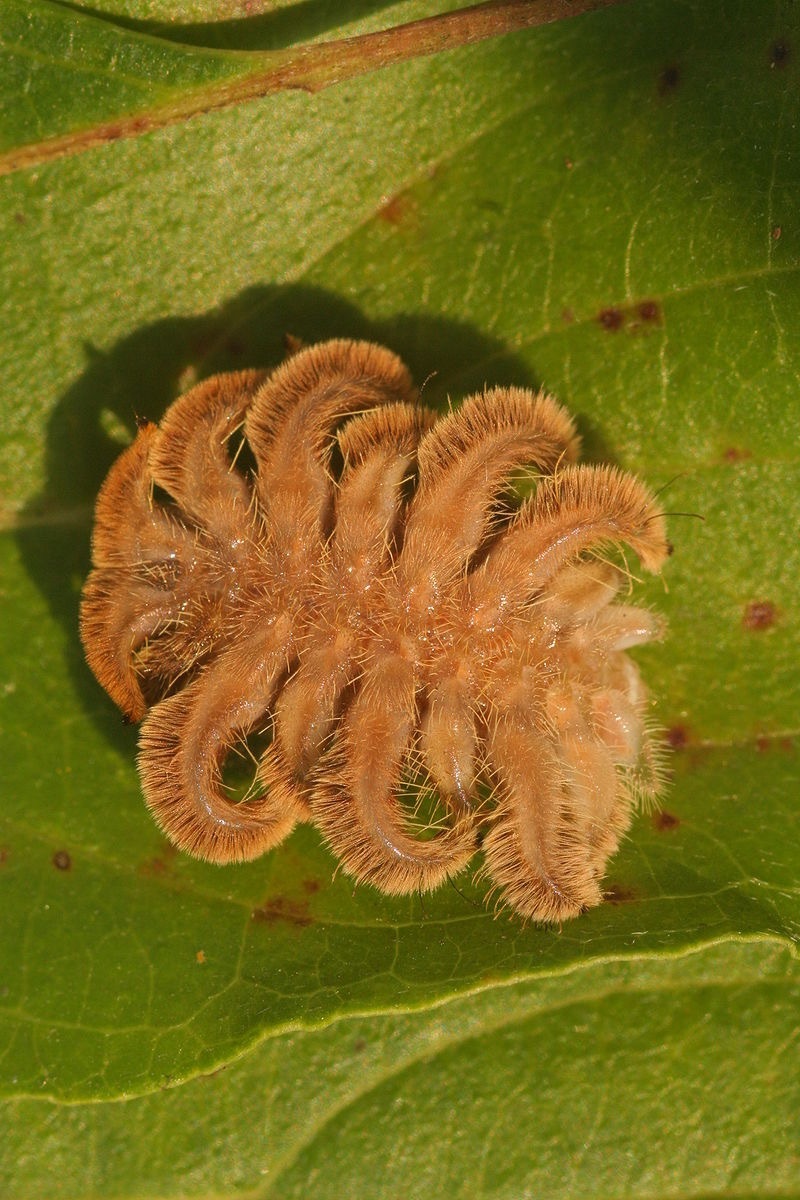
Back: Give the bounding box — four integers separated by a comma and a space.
80, 339, 668, 920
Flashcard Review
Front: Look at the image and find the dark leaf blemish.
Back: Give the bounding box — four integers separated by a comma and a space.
598, 307, 624, 332
251, 897, 313, 927
769, 40, 790, 68
722, 446, 752, 463
605, 882, 638, 904
138, 856, 170, 877
637, 300, 661, 323
597, 300, 662, 334
52, 850, 72, 871
653, 809, 680, 832
665, 724, 689, 749
658, 64, 680, 95
743, 600, 777, 631
377, 192, 415, 226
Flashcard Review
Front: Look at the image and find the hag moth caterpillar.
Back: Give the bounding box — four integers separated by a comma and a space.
81, 339, 668, 922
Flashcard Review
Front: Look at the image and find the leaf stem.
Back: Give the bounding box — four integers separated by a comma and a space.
1, 0, 628, 176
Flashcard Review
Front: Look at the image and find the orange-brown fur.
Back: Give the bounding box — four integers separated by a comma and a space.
80, 339, 668, 922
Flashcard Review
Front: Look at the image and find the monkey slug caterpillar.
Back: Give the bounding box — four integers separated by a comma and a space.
81, 339, 668, 922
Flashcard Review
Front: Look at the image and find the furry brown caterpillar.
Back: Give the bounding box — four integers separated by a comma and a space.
80, 339, 668, 922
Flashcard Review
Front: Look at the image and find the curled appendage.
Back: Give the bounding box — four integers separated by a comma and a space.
400, 388, 580, 589
554, 603, 663, 692
589, 603, 664, 652
624, 724, 668, 809
265, 633, 358, 816
419, 674, 478, 813
81, 424, 205, 719
80, 571, 171, 721
311, 655, 476, 894
334, 403, 436, 585
148, 369, 267, 535
246, 340, 417, 541
565, 743, 628, 870
474, 464, 669, 614
589, 684, 646, 765
80, 568, 213, 721
89, 421, 188, 568
541, 560, 625, 625
138, 628, 298, 863
337, 401, 436, 467
483, 716, 602, 921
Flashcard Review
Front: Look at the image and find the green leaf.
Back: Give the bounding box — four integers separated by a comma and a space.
1, 0, 798, 1195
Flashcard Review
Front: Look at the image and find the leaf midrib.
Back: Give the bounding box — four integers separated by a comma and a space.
251, 941, 799, 1198
4, 933, 795, 1109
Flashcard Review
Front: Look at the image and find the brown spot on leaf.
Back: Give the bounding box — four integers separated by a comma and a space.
561, 307, 575, 324
769, 40, 790, 68
197, 1064, 228, 1082
754, 733, 794, 753
0, 847, 9, 866
637, 299, 662, 323
665, 724, 689, 749
598, 307, 624, 332
722, 446, 752, 463
196, 950, 206, 964
658, 64, 681, 95
597, 300, 663, 334
772, 225, 782, 240
377, 192, 415, 226
251, 896, 313, 928
302, 878, 321, 894
605, 882, 639, 905
139, 840, 178, 877
743, 600, 777, 631
139, 856, 169, 877
353, 1038, 367, 1053
52, 850, 72, 871
653, 809, 680, 832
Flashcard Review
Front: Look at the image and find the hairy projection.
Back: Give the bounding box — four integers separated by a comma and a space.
81, 339, 668, 922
